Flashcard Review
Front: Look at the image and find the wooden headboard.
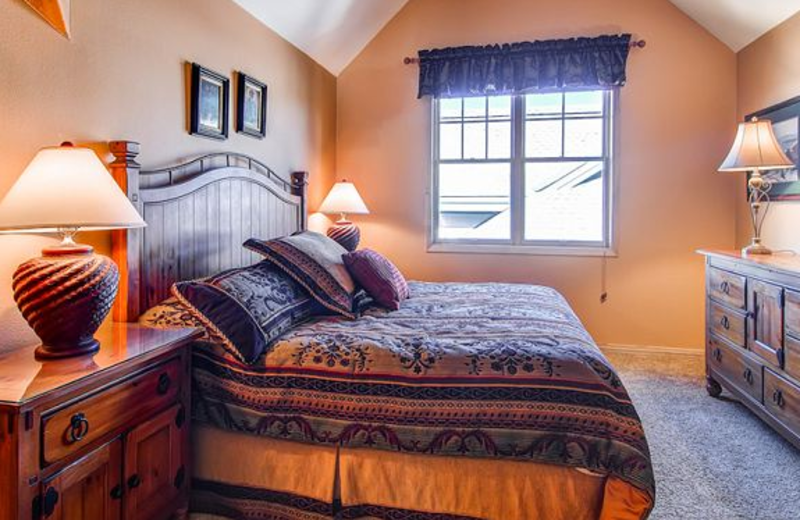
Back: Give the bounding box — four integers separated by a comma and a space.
109, 140, 308, 321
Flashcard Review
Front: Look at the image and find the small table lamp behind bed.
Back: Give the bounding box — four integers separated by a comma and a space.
0, 143, 146, 359
319, 179, 369, 252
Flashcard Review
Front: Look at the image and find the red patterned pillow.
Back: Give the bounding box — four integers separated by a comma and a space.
343, 249, 409, 311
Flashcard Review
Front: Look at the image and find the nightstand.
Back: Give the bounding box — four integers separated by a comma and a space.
0, 322, 201, 520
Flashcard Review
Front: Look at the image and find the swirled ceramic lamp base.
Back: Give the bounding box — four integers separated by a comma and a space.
327, 220, 361, 252
13, 245, 119, 360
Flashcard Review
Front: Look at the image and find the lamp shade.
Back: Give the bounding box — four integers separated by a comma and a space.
318, 180, 369, 215
719, 118, 793, 172
0, 145, 146, 233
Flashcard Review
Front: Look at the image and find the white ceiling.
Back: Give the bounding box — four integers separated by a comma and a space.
232, 1, 800, 75
669, 0, 800, 51
231, 0, 409, 76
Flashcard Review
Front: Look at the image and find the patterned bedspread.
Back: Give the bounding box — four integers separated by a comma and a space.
157, 282, 655, 500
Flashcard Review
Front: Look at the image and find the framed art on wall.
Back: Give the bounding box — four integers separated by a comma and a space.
236, 72, 268, 138
748, 95, 800, 200
190, 63, 230, 140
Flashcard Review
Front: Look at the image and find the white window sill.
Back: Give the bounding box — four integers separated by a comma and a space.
427, 242, 617, 257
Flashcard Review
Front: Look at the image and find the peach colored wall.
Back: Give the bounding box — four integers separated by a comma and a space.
0, 0, 336, 351
336, 0, 738, 349
736, 12, 800, 252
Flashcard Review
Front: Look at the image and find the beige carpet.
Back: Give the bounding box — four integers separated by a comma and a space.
603, 349, 800, 520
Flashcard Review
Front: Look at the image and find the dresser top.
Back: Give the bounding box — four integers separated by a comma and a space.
699, 249, 800, 277
0, 323, 200, 406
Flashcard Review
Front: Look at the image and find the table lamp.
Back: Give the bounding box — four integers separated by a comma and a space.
318, 180, 369, 251
719, 117, 793, 256
0, 143, 146, 359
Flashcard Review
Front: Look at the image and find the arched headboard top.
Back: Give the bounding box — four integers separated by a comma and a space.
109, 140, 308, 321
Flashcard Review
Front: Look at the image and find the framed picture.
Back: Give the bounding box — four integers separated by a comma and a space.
747, 95, 800, 200
236, 72, 268, 138
190, 63, 229, 140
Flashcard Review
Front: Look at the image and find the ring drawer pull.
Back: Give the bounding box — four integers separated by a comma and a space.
157, 373, 171, 395
713, 348, 722, 363
773, 389, 786, 408
127, 474, 142, 490
742, 368, 753, 385
67, 413, 90, 443
720, 316, 730, 330
720, 281, 730, 295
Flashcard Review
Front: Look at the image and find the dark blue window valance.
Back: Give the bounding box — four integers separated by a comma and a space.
417, 34, 632, 98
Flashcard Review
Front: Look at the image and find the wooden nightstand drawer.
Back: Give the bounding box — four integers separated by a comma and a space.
708, 336, 762, 402
42, 357, 182, 465
709, 301, 746, 347
764, 369, 800, 434
708, 267, 746, 310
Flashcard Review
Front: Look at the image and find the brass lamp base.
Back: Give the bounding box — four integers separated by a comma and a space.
742, 241, 772, 256
13, 240, 119, 360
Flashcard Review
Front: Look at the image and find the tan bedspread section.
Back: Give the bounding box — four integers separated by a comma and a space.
192, 426, 651, 520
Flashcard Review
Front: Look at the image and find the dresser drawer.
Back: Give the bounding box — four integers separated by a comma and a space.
42, 358, 182, 465
785, 290, 800, 339
764, 369, 800, 434
707, 267, 746, 310
709, 301, 747, 347
784, 335, 800, 383
708, 336, 762, 402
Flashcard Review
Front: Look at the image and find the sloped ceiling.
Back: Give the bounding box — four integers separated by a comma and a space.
232, 0, 800, 75
230, 0, 410, 76
669, 0, 800, 51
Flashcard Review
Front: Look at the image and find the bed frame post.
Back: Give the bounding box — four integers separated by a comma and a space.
291, 171, 309, 231
109, 140, 143, 322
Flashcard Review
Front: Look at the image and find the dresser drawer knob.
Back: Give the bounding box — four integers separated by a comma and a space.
110, 484, 123, 500
720, 281, 731, 295
67, 413, 90, 443
720, 316, 730, 330
773, 389, 786, 408
712, 348, 722, 363
43, 486, 59, 518
127, 474, 142, 490
157, 373, 171, 395
742, 368, 754, 385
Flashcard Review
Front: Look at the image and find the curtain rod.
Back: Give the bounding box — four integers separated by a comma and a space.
403, 39, 646, 65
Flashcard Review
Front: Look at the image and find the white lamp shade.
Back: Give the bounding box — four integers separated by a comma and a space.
719, 118, 794, 172
0, 145, 146, 233
318, 180, 369, 215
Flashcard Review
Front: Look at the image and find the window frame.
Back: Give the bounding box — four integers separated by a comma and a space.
428, 89, 618, 257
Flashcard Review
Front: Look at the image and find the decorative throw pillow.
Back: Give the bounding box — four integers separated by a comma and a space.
244, 232, 358, 319
171, 261, 321, 363
342, 249, 409, 311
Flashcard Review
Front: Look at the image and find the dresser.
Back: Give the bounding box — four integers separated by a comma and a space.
0, 323, 200, 520
701, 250, 800, 449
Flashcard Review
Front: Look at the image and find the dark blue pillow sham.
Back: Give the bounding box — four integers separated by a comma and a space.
171, 260, 320, 363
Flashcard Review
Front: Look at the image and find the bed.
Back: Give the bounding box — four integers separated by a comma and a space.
109, 141, 655, 520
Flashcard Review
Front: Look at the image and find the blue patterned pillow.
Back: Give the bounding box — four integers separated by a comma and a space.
171, 261, 320, 363
244, 232, 357, 319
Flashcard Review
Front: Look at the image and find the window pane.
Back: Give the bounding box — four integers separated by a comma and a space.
439, 123, 462, 159
564, 118, 603, 157
488, 96, 511, 119
439, 163, 510, 240
525, 161, 604, 242
526, 93, 562, 117
525, 120, 562, 158
440, 98, 462, 121
488, 122, 511, 159
565, 91, 604, 116
464, 97, 486, 120
463, 123, 487, 159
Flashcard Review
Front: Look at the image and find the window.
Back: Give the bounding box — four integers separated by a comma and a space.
431, 89, 616, 255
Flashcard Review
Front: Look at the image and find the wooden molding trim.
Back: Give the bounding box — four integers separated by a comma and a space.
599, 343, 704, 356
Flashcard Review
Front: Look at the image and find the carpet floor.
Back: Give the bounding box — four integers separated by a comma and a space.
604, 350, 800, 520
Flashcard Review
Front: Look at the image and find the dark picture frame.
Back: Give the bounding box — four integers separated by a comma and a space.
747, 95, 800, 200
190, 63, 230, 141
236, 72, 268, 138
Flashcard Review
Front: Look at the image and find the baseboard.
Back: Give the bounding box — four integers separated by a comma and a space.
600, 343, 704, 356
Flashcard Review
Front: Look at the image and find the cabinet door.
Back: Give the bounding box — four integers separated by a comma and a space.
40, 439, 123, 520
748, 279, 785, 366
124, 403, 187, 520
